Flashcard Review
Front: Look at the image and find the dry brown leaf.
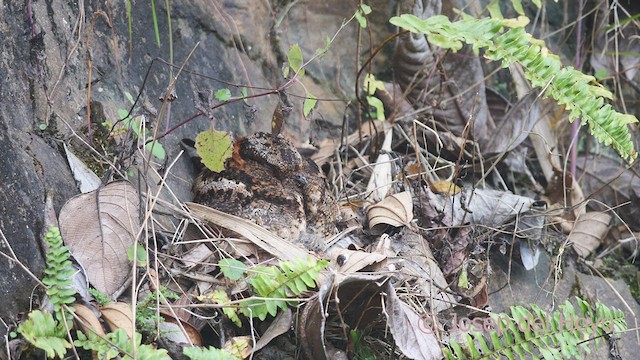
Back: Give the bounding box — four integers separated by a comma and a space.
186, 202, 311, 262
391, 230, 456, 313
180, 243, 216, 270
73, 303, 105, 336
299, 272, 390, 360
299, 272, 334, 360
393, 1, 490, 144
367, 191, 413, 234
440, 188, 535, 227
101, 302, 134, 338
569, 212, 612, 258
384, 282, 442, 360
59, 181, 140, 297
161, 312, 203, 346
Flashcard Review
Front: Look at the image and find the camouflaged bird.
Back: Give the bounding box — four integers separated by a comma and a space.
192, 132, 338, 250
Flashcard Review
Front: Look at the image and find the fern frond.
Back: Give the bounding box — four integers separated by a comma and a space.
442, 298, 627, 359
183, 346, 236, 360
74, 328, 171, 360
240, 257, 329, 320
42, 226, 76, 314
390, 14, 638, 162
16, 310, 71, 359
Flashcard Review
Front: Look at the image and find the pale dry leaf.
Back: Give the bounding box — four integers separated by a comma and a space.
393, 0, 490, 144
59, 181, 140, 296
367, 191, 414, 234
384, 282, 442, 360
186, 202, 311, 262
364, 129, 394, 204
510, 64, 560, 181
441, 188, 535, 227
519, 242, 541, 271
569, 212, 612, 258
63, 143, 101, 193
101, 302, 134, 338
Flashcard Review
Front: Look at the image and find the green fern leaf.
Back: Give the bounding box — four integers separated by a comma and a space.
239, 257, 328, 320
446, 297, 626, 359
17, 310, 71, 359
183, 346, 236, 360
390, 14, 638, 162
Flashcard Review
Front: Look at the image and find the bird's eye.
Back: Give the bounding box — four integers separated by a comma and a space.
293, 173, 308, 187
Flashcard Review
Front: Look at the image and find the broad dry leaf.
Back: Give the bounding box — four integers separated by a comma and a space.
299, 272, 332, 360
101, 302, 134, 338
180, 243, 216, 270
367, 191, 414, 234
569, 212, 611, 258
59, 181, 140, 296
186, 202, 311, 262
384, 282, 442, 360
299, 272, 388, 360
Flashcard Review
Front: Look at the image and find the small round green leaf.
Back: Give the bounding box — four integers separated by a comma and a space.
218, 258, 248, 281
195, 129, 233, 173
287, 44, 304, 74
215, 88, 232, 102
303, 93, 317, 117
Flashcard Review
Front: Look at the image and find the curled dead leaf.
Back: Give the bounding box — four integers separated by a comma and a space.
569, 212, 611, 258
101, 302, 134, 338
367, 191, 413, 234
74, 303, 105, 337
160, 312, 203, 346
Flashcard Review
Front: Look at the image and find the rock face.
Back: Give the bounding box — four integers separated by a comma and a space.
0, 3, 79, 331
0, 0, 393, 336
192, 132, 338, 249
